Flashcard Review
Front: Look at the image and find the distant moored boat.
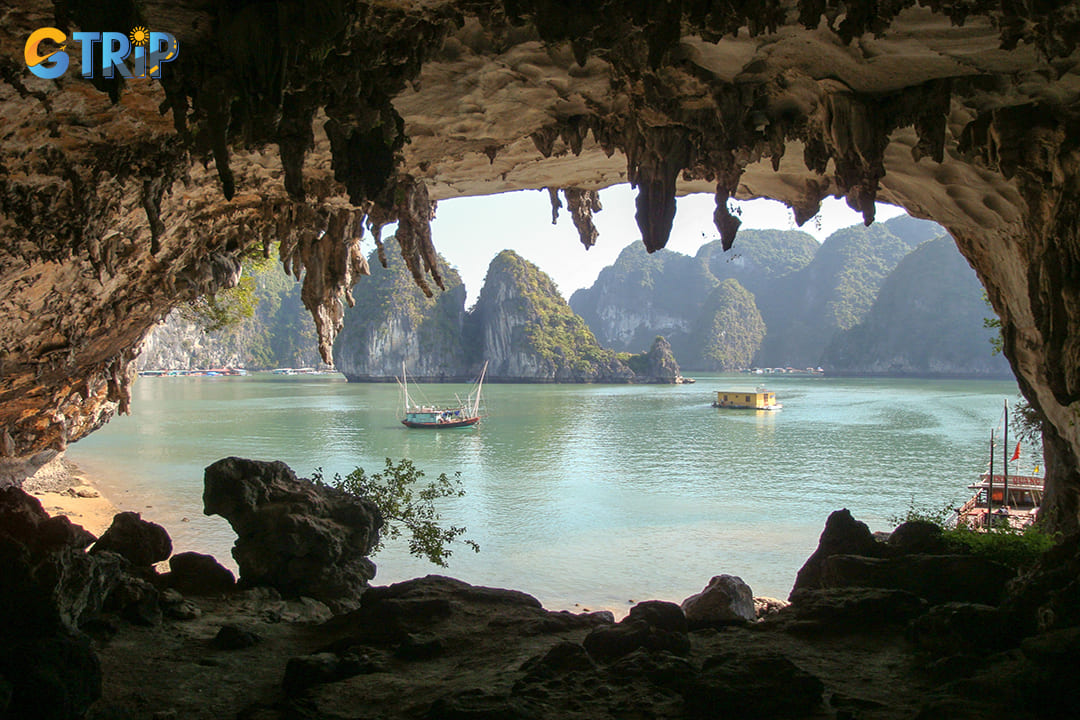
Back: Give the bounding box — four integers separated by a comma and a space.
399, 362, 487, 429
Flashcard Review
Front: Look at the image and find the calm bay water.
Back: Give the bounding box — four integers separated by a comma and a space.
67, 373, 1019, 614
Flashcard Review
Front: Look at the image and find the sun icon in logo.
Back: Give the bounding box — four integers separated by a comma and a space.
129, 26, 150, 47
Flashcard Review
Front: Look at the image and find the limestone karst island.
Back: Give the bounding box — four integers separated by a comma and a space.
3, 2, 1080, 719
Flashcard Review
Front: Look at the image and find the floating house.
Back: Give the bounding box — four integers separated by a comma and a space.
712, 389, 782, 410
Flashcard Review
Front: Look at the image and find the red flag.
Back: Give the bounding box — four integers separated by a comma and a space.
1010, 441, 1021, 462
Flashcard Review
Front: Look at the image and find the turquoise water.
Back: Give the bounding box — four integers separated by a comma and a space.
67, 374, 1020, 614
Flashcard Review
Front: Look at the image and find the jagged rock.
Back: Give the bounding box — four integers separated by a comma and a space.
583, 601, 690, 662
202, 457, 382, 612
790, 509, 884, 598
333, 249, 470, 380
0, 630, 102, 720
0, 487, 96, 553
167, 551, 237, 595
469, 250, 636, 382
104, 575, 163, 627
820, 554, 1016, 606
91, 511, 172, 568
159, 588, 202, 621
776, 588, 928, 632
753, 597, 789, 619
887, 521, 952, 555
0, 488, 126, 636
626, 335, 683, 382
681, 575, 756, 628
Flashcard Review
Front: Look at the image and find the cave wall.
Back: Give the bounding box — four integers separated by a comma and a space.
2, 1, 1080, 528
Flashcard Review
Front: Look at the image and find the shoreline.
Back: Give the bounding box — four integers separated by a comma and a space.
21, 454, 639, 618
22, 453, 120, 537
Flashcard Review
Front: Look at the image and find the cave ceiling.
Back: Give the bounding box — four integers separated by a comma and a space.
2, 0, 1080, 527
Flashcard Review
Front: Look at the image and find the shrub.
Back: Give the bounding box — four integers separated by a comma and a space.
314, 458, 479, 567
890, 498, 1059, 570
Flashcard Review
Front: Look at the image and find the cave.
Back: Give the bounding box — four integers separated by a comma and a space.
4, 1, 1080, 718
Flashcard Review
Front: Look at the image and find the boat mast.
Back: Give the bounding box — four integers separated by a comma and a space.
1003, 399, 1009, 518
987, 428, 994, 528
472, 361, 487, 418
400, 362, 412, 411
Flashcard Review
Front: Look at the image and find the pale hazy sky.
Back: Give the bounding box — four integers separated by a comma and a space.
365, 183, 906, 306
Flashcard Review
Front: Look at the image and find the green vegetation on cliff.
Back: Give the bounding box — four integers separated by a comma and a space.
570, 228, 819, 367
822, 237, 1013, 376
475, 250, 631, 380
570, 215, 970, 372
332, 246, 467, 379
139, 248, 321, 370
695, 279, 766, 371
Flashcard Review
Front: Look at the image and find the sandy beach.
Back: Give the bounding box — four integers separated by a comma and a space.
22, 453, 120, 537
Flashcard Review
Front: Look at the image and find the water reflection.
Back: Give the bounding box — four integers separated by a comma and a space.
69, 373, 1018, 611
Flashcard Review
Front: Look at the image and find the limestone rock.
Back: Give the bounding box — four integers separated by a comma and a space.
820, 554, 1016, 606
790, 508, 884, 598
469, 250, 635, 382
887, 520, 953, 556
0, 487, 126, 635
582, 600, 690, 662
753, 596, 789, 619
167, 551, 237, 595
333, 249, 470, 381
681, 574, 756, 627
203, 457, 382, 612
90, 511, 172, 568
777, 588, 929, 632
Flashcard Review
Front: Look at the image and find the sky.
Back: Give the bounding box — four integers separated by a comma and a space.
365, 184, 907, 306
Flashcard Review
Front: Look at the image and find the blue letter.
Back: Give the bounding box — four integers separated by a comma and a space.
147, 32, 179, 78
100, 32, 132, 79
72, 31, 99, 78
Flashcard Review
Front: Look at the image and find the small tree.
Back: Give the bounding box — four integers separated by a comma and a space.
315, 458, 479, 567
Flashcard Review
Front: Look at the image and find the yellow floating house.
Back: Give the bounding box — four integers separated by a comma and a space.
712, 389, 782, 410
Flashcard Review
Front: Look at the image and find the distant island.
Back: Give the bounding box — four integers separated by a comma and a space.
138, 215, 1012, 380
570, 215, 1011, 378
332, 249, 684, 384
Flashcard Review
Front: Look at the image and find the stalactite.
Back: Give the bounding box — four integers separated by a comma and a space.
626, 126, 691, 252
547, 187, 562, 224
562, 188, 603, 249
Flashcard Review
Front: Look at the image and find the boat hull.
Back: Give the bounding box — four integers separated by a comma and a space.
401, 416, 480, 429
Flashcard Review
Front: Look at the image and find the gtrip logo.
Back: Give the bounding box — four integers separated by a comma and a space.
25, 26, 179, 80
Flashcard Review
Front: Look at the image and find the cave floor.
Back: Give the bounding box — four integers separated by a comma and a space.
82, 578, 996, 720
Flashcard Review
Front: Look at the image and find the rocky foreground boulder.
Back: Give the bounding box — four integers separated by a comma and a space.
6, 474, 1080, 719
203, 457, 383, 612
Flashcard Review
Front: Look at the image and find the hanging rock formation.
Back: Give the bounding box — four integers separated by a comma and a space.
2, 1, 1080, 530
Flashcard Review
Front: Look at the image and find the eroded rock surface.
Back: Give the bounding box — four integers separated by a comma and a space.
202, 457, 383, 612
2, 1, 1080, 529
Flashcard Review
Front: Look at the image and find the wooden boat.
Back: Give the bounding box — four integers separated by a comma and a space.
956, 400, 1042, 530
956, 472, 1043, 530
399, 362, 487, 429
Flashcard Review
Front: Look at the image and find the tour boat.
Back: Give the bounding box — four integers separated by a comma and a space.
955, 400, 1042, 530
712, 388, 782, 410
955, 472, 1043, 530
399, 362, 487, 429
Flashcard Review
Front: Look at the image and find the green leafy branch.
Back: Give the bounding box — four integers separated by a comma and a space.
314, 458, 479, 567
